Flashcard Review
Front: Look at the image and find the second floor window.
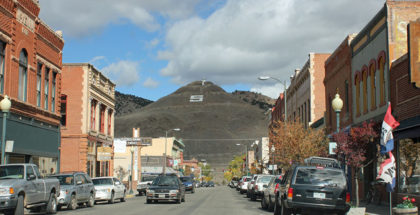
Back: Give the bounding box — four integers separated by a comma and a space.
51, 72, 57, 112
90, 100, 96, 130
18, 50, 28, 102
36, 63, 42, 107
0, 42, 5, 94
44, 68, 50, 110
107, 110, 112, 135
60, 94, 67, 126
99, 105, 105, 133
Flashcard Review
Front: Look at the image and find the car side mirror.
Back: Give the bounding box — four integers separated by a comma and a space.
76, 180, 82, 185
27, 174, 36, 180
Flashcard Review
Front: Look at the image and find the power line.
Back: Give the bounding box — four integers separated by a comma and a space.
181, 138, 259, 141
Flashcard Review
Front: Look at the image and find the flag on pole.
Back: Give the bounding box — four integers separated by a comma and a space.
380, 103, 399, 154
377, 152, 396, 192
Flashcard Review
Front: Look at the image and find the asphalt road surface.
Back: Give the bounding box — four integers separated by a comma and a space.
26, 186, 272, 215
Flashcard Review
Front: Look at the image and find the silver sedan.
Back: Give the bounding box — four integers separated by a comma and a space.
92, 177, 126, 204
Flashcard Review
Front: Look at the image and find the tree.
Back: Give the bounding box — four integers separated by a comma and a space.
114, 166, 129, 182
184, 165, 192, 177
333, 121, 379, 207
269, 119, 329, 170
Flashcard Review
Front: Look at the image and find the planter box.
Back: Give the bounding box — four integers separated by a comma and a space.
347, 207, 366, 215
393, 207, 418, 215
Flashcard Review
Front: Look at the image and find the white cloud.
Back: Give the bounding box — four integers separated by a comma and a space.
251, 83, 284, 99
101, 60, 140, 87
159, 0, 384, 96
148, 39, 160, 48
143, 77, 159, 88
38, 0, 200, 37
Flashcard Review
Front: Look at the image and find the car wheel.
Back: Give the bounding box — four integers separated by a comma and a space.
181, 194, 185, 202
281, 200, 291, 215
146, 199, 152, 204
176, 197, 181, 204
87, 193, 95, 207
246, 191, 250, 198
46, 193, 57, 214
337, 211, 347, 215
251, 193, 256, 201
120, 191, 126, 202
56, 205, 62, 211
261, 196, 268, 209
268, 196, 275, 212
108, 192, 115, 204
68, 194, 77, 210
191, 189, 195, 194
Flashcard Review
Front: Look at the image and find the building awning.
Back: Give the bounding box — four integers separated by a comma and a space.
394, 116, 420, 140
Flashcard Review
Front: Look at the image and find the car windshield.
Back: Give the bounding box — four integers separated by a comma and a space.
180, 177, 193, 182
92, 178, 113, 185
294, 168, 346, 186
208, 181, 214, 185
0, 166, 24, 179
142, 175, 157, 182
152, 176, 178, 186
51, 175, 74, 185
257, 176, 273, 183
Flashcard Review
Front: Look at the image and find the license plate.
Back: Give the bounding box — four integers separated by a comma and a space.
159, 194, 165, 198
313, 192, 325, 199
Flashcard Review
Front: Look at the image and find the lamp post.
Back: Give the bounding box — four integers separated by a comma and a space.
258, 76, 287, 122
163, 128, 181, 174
271, 145, 275, 175
0, 95, 11, 165
332, 90, 343, 132
129, 146, 135, 194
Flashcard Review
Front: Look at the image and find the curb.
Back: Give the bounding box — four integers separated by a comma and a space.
126, 194, 136, 199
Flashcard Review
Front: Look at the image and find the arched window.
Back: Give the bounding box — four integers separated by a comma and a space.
377, 51, 386, 105
44, 67, 50, 110
362, 65, 368, 114
355, 71, 361, 116
18, 49, 28, 101
369, 59, 376, 110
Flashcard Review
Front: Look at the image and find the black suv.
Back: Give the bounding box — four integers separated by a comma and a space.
274, 157, 350, 215
146, 174, 186, 204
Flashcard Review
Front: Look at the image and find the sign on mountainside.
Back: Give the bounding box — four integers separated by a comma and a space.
190, 95, 204, 102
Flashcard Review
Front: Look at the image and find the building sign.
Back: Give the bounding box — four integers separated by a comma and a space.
189, 95, 203, 102
16, 9, 35, 32
97, 147, 112, 161
409, 20, 420, 88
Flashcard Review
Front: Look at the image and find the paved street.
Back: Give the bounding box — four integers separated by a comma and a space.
33, 186, 271, 215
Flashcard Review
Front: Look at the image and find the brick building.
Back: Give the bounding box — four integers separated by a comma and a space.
60, 63, 115, 177
286, 53, 330, 127
324, 34, 356, 134
0, 0, 64, 175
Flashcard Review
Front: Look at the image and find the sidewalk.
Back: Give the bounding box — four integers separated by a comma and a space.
360, 202, 392, 215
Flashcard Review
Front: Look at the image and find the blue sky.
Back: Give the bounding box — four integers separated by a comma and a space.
39, 0, 384, 101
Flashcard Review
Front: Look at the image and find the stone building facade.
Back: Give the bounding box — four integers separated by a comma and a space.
60, 63, 115, 177
0, 0, 64, 175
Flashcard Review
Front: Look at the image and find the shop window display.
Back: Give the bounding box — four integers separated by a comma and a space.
399, 138, 420, 194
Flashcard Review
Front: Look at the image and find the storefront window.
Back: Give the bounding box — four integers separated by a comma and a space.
32, 156, 57, 177
398, 138, 420, 194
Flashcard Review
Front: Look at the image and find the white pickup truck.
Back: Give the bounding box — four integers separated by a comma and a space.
0, 163, 60, 215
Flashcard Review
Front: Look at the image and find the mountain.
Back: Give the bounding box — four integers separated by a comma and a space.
231, 90, 275, 110
114, 81, 271, 181
115, 91, 153, 116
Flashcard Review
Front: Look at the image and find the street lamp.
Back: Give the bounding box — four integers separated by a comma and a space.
332, 90, 343, 132
271, 145, 275, 175
129, 146, 135, 194
258, 76, 287, 122
0, 95, 11, 164
163, 128, 181, 174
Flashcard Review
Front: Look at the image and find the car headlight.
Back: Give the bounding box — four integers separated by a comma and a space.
0, 187, 13, 195
169, 190, 179, 194
146, 189, 154, 193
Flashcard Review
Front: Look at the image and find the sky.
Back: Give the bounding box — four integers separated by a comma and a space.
39, 0, 384, 101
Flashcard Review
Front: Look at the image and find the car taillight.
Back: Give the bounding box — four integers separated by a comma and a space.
251, 181, 255, 184
287, 188, 293, 200
255, 185, 258, 190
274, 183, 279, 193
346, 192, 350, 203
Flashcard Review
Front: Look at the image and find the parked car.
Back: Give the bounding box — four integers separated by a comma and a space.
207, 181, 215, 187
247, 174, 263, 198
50, 172, 95, 210
201, 181, 207, 187
275, 157, 350, 215
229, 176, 239, 188
250, 175, 274, 201
180, 176, 195, 193
261, 175, 282, 211
195, 180, 201, 188
92, 177, 126, 204
146, 174, 185, 204
0, 163, 60, 215
238, 176, 252, 194
137, 174, 158, 196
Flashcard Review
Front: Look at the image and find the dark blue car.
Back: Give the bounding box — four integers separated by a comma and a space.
180, 177, 195, 193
